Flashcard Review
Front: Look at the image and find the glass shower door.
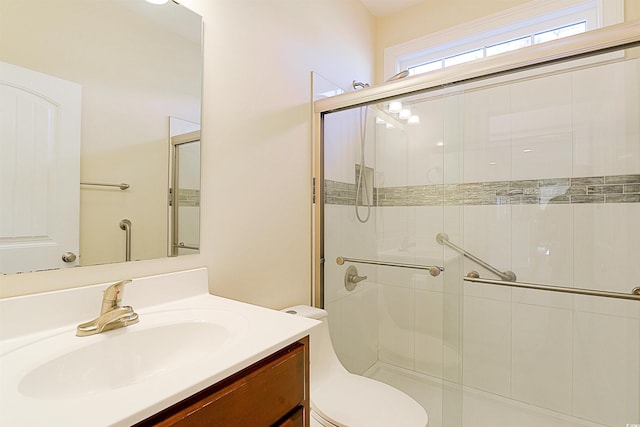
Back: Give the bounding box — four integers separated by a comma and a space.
321, 95, 459, 427
169, 124, 201, 256
319, 42, 639, 427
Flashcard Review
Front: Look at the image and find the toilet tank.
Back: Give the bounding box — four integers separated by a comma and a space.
282, 305, 328, 321
281, 305, 348, 385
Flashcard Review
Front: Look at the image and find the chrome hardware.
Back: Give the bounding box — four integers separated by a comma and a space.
80, 182, 129, 190
119, 219, 132, 262
345, 265, 367, 291
352, 80, 370, 90
76, 280, 139, 337
312, 177, 316, 204
336, 256, 443, 277
464, 276, 640, 301
436, 233, 516, 281
172, 242, 200, 250
61, 252, 77, 263
428, 266, 441, 277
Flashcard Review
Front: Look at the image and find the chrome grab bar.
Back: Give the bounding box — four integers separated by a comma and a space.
436, 233, 516, 281
464, 272, 640, 301
336, 256, 443, 277
119, 219, 132, 261
81, 182, 130, 190
172, 242, 199, 250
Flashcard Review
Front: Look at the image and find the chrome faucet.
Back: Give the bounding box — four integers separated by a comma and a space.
76, 280, 139, 337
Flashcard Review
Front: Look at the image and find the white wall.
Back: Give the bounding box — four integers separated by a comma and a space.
0, 0, 376, 309
192, 0, 374, 308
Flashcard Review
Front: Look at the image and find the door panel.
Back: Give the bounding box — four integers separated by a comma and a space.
0, 61, 81, 273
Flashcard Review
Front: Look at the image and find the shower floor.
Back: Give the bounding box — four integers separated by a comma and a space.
364, 362, 606, 427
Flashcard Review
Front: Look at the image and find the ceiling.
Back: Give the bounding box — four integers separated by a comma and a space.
359, 0, 426, 17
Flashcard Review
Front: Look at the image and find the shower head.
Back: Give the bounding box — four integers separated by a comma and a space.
386, 70, 409, 82
352, 80, 370, 90
352, 70, 408, 90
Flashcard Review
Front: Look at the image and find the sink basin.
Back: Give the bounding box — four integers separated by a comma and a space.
2, 309, 248, 400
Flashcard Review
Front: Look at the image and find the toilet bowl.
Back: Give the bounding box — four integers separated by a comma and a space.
282, 305, 428, 427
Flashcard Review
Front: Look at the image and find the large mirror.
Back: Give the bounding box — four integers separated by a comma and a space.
0, 0, 203, 274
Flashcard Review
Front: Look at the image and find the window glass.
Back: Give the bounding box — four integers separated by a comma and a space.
444, 49, 484, 67
486, 36, 532, 57
409, 60, 443, 76
534, 21, 587, 44
408, 22, 587, 76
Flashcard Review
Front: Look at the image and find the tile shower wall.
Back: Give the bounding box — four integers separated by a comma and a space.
459, 58, 639, 427
323, 57, 639, 426
323, 108, 380, 375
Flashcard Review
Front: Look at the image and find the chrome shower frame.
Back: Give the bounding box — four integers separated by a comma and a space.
312, 21, 640, 308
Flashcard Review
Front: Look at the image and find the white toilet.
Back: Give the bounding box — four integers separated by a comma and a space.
282, 305, 428, 427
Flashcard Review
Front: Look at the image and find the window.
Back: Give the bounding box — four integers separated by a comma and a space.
385, 0, 623, 80
486, 36, 532, 57
533, 21, 587, 44
406, 21, 588, 77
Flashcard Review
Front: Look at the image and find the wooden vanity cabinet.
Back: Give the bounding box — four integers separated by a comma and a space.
135, 337, 309, 427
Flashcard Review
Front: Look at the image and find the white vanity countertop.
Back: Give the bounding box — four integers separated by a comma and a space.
0, 268, 319, 426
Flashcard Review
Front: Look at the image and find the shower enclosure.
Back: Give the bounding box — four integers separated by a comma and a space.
168, 117, 201, 257
314, 22, 640, 427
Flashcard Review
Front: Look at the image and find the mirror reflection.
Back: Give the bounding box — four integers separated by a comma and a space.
169, 117, 201, 257
0, 0, 203, 274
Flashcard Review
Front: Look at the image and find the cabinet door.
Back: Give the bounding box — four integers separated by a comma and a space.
136, 337, 309, 427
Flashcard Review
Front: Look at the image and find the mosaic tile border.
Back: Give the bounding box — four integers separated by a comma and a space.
325, 174, 640, 206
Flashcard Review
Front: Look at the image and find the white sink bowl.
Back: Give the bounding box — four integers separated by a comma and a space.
3, 309, 248, 400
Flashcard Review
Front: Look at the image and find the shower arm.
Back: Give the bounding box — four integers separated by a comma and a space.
436, 233, 516, 281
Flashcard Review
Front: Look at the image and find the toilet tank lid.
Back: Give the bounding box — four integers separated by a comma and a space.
281, 305, 327, 320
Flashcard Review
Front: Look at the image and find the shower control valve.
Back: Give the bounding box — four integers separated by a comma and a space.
345, 265, 367, 291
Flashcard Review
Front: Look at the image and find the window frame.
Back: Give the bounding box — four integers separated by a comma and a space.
384, 0, 623, 80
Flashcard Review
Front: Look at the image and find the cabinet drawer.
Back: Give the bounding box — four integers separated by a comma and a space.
276, 406, 304, 427
137, 337, 308, 427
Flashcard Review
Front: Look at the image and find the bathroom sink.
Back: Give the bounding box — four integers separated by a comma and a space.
0, 268, 318, 426
2, 309, 248, 400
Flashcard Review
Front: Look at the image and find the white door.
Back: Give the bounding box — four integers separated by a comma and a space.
0, 61, 81, 274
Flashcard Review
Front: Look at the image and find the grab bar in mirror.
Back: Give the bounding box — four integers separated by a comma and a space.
436, 233, 516, 281
464, 272, 640, 301
119, 219, 132, 262
336, 256, 443, 277
172, 242, 199, 251
80, 182, 130, 190
81, 182, 130, 190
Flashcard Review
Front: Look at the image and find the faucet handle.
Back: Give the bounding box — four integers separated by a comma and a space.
100, 279, 132, 314
344, 266, 368, 291
349, 273, 368, 284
